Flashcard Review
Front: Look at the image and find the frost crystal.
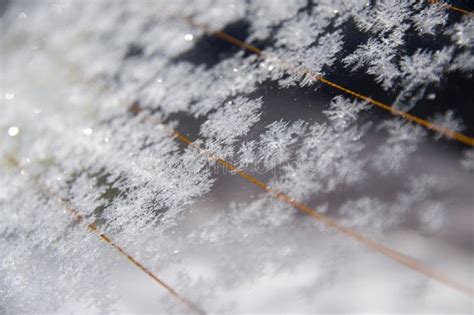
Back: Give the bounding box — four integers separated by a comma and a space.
412, 2, 448, 35
1, 0, 473, 313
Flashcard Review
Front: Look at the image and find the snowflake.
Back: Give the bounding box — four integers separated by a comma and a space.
412, 2, 448, 35
371, 120, 426, 175
323, 96, 370, 130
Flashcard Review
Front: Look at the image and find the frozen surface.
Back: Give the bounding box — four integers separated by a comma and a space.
1, 1, 474, 313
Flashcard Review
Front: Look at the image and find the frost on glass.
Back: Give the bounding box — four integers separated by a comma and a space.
1, 0, 473, 314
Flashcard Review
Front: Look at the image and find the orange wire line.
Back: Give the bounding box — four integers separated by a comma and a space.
9, 3, 472, 302
132, 104, 474, 298
182, 16, 474, 147
4, 154, 206, 315
316, 76, 474, 146
424, 0, 474, 16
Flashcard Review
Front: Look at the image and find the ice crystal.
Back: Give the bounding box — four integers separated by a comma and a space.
1, 0, 473, 313
371, 119, 426, 175
394, 48, 453, 111
412, 2, 448, 35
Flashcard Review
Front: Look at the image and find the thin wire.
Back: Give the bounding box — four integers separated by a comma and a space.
424, 0, 474, 16
9, 3, 472, 302
4, 153, 206, 315
181, 16, 474, 147
131, 103, 474, 298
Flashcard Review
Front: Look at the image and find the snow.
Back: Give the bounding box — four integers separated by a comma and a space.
1, 0, 473, 313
